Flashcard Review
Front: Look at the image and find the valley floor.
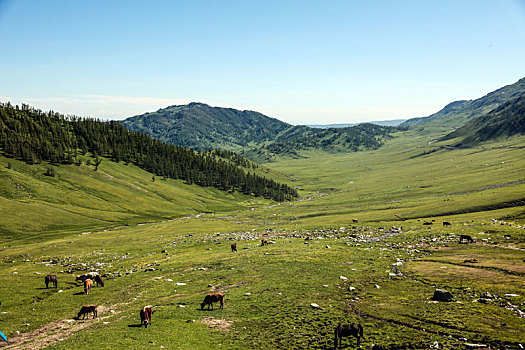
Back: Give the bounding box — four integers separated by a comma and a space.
1, 132, 525, 349
0, 208, 524, 349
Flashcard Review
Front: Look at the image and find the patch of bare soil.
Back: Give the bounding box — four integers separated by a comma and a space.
200, 317, 233, 331
0, 304, 126, 349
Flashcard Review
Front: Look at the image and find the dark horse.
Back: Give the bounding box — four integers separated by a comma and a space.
231, 243, 237, 252
94, 274, 104, 287
45, 275, 58, 289
334, 323, 364, 349
459, 234, 474, 243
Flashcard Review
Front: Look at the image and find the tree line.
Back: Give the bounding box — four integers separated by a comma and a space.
0, 102, 297, 201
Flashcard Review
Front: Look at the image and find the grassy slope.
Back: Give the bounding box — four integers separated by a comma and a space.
0, 128, 524, 349
0, 156, 273, 244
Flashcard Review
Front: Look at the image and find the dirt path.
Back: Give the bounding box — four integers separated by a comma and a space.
0, 304, 127, 349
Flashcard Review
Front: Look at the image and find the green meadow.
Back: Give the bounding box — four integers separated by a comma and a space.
1, 129, 524, 349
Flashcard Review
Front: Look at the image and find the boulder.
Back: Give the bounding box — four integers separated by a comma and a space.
310, 303, 321, 309
432, 289, 454, 302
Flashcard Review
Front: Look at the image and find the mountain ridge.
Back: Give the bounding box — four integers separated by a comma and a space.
121, 103, 397, 160
401, 77, 525, 128
440, 94, 525, 146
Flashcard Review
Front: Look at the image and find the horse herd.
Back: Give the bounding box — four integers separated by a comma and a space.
42, 234, 464, 348
42, 271, 228, 330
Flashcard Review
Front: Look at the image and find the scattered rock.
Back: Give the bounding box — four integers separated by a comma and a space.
186, 319, 196, 323
208, 284, 213, 287
178, 305, 185, 308
432, 289, 454, 302
464, 344, 488, 349
310, 303, 321, 309
144, 268, 155, 272
322, 285, 329, 288
374, 284, 381, 289
339, 276, 348, 281
244, 293, 252, 296
481, 292, 493, 299
175, 282, 187, 286
161, 250, 167, 253
325, 245, 331, 249
166, 278, 173, 282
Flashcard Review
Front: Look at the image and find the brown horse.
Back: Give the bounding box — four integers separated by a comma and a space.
45, 275, 58, 289
231, 243, 237, 252
261, 238, 268, 246
334, 323, 364, 349
140, 305, 155, 327
77, 305, 97, 319
201, 293, 225, 310
84, 279, 93, 294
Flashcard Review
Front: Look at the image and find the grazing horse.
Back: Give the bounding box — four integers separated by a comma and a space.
231, 243, 237, 252
140, 305, 155, 327
94, 274, 104, 287
334, 323, 364, 349
352, 219, 358, 223
443, 221, 452, 227
84, 279, 93, 294
45, 275, 58, 289
261, 238, 268, 246
459, 234, 474, 243
76, 272, 100, 283
77, 305, 97, 319
201, 293, 225, 310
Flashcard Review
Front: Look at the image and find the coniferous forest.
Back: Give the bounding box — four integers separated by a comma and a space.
0, 103, 297, 201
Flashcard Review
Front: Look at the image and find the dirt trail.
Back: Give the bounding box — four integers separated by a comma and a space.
0, 304, 126, 349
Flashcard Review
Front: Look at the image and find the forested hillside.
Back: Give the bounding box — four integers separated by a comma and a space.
401, 77, 525, 128
243, 123, 396, 161
0, 103, 297, 201
122, 102, 396, 160
440, 95, 525, 146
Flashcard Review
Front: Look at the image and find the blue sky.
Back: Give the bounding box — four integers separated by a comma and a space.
1, 0, 524, 124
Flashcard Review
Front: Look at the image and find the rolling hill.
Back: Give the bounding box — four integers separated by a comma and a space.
401, 77, 525, 128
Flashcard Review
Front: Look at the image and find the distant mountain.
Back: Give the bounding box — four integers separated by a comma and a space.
122, 103, 397, 160
440, 95, 525, 146
401, 77, 525, 128
121, 102, 291, 151
309, 119, 406, 129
